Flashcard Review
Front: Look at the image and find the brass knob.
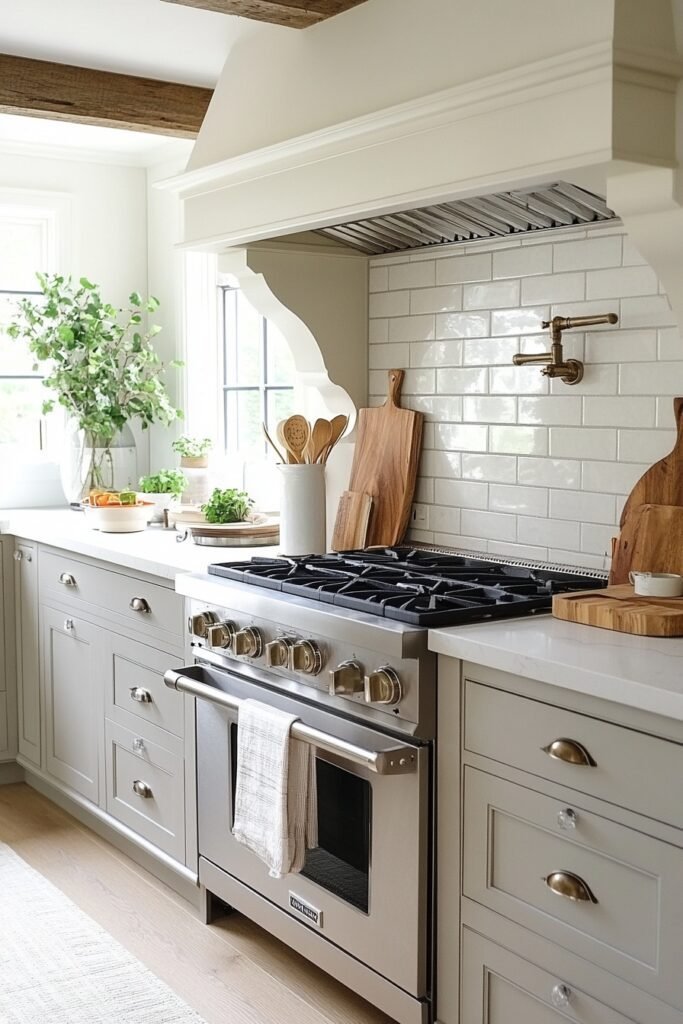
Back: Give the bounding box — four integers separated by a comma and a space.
289, 640, 323, 676
545, 870, 597, 904
59, 572, 76, 586
130, 687, 153, 704
541, 737, 596, 767
234, 627, 264, 658
329, 660, 364, 696
130, 597, 150, 614
265, 638, 294, 667
206, 621, 237, 650
190, 611, 220, 638
132, 779, 153, 799
364, 666, 402, 706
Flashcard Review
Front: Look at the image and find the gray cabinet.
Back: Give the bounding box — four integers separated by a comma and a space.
42, 606, 102, 804
14, 541, 39, 766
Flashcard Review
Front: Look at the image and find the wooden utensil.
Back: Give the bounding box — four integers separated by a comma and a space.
321, 414, 349, 464
331, 491, 373, 551
281, 414, 310, 464
619, 397, 683, 526
610, 504, 683, 584
553, 584, 683, 637
262, 423, 285, 463
307, 418, 332, 464
346, 370, 424, 547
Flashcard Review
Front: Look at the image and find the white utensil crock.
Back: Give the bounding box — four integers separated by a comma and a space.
278, 463, 326, 555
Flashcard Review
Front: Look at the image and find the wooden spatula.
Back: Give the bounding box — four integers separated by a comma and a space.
619, 397, 683, 526
331, 491, 373, 551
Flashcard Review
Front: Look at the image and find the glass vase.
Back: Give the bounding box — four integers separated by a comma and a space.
60, 422, 138, 503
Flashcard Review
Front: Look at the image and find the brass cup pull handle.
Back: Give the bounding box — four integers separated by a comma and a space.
59, 572, 77, 586
541, 737, 596, 767
545, 870, 598, 904
130, 687, 153, 704
130, 597, 150, 613
132, 779, 153, 799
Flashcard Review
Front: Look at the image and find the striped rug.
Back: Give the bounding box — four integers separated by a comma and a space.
0, 841, 206, 1023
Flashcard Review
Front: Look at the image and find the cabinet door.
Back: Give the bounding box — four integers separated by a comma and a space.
42, 607, 102, 803
14, 543, 40, 766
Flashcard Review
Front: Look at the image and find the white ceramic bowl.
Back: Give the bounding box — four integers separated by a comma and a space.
83, 501, 153, 533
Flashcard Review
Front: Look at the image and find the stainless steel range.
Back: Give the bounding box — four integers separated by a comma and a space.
166, 547, 605, 1024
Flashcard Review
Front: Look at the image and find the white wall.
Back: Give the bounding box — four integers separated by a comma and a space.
368, 223, 682, 571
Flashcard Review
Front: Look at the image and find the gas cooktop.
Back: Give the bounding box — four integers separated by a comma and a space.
208, 547, 606, 627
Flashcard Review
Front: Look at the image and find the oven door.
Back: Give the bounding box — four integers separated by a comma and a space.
180, 661, 430, 998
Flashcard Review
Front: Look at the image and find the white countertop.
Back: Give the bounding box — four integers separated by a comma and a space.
0, 508, 279, 580
429, 616, 683, 722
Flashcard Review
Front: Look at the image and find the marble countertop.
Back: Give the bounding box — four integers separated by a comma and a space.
0, 508, 279, 580
429, 616, 683, 721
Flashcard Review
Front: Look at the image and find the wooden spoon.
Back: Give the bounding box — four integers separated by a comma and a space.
321, 414, 349, 463
276, 420, 295, 463
281, 414, 311, 464
307, 418, 332, 464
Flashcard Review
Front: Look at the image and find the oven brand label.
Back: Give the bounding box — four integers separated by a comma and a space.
289, 891, 323, 929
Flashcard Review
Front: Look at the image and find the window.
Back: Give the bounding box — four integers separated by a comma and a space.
0, 196, 64, 453
220, 285, 296, 456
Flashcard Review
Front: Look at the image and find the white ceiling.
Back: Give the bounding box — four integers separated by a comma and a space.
1, 0, 250, 87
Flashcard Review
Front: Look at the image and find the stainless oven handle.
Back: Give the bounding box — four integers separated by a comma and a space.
164, 668, 417, 776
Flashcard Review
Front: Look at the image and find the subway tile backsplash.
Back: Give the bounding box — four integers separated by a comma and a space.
368, 224, 683, 570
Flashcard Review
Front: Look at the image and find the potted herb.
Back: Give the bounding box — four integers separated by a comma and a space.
202, 487, 253, 523
172, 435, 213, 469
7, 274, 182, 501
138, 469, 187, 524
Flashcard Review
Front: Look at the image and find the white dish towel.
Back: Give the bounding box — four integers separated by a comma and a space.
232, 699, 318, 878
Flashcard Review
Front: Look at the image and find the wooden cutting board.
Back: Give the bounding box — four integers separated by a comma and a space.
609, 504, 683, 584
553, 584, 683, 636
331, 491, 372, 551
619, 397, 683, 526
347, 369, 424, 547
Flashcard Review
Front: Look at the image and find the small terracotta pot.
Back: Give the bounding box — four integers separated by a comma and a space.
179, 455, 209, 469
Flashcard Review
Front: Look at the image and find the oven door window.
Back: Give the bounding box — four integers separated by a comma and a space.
230, 725, 371, 913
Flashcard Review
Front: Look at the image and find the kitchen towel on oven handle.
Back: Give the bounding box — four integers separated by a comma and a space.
232, 699, 318, 878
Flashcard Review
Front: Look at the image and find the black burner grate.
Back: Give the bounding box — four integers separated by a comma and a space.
208, 548, 606, 627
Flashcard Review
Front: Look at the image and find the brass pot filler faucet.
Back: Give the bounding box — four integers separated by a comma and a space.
512, 312, 618, 385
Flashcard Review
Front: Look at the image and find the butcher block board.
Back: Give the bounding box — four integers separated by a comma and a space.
553, 584, 683, 637
347, 369, 424, 547
619, 397, 683, 526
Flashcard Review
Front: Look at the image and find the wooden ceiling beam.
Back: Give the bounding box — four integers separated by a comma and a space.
160, 0, 367, 29
0, 54, 213, 137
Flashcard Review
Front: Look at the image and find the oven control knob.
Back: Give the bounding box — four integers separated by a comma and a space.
265, 637, 294, 667
234, 627, 264, 658
190, 610, 220, 638
289, 640, 323, 676
364, 667, 402, 706
206, 620, 237, 650
329, 660, 364, 696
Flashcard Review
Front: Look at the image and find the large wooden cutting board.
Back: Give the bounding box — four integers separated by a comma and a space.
609, 504, 683, 584
619, 397, 683, 526
347, 369, 424, 547
553, 584, 683, 636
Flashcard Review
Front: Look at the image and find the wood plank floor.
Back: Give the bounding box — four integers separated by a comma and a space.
0, 783, 393, 1024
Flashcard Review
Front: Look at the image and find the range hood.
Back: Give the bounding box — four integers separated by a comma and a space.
315, 181, 616, 255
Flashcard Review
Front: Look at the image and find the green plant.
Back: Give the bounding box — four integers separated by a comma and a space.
7, 273, 182, 490
201, 487, 253, 524
138, 469, 187, 495
172, 435, 213, 459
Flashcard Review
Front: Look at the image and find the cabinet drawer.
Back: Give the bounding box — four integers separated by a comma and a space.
105, 719, 184, 863
464, 679, 683, 829
40, 549, 183, 643
463, 768, 683, 1010
108, 635, 183, 740
461, 928, 638, 1024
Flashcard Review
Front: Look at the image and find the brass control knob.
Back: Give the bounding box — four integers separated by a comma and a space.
329, 660, 364, 696
364, 666, 402, 706
289, 639, 323, 676
234, 626, 264, 658
206, 620, 237, 650
190, 610, 220, 638
265, 638, 294, 668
